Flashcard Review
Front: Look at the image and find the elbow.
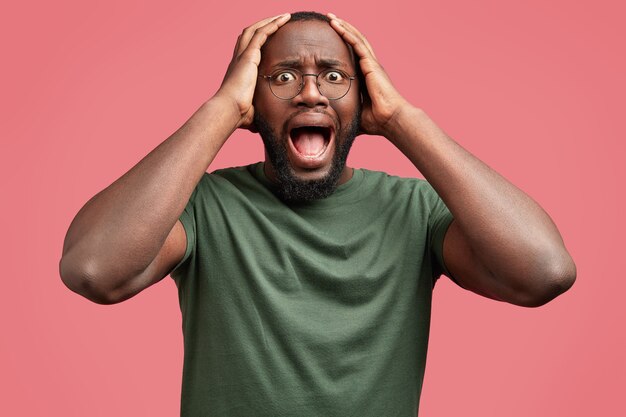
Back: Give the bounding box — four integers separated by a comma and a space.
59, 256, 128, 305
515, 253, 577, 308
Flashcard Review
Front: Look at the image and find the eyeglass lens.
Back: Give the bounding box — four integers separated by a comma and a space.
269, 69, 352, 100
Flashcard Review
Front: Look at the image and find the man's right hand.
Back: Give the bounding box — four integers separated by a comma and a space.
214, 13, 291, 131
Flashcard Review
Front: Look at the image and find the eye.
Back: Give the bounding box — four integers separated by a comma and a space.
323, 70, 345, 83
273, 71, 298, 84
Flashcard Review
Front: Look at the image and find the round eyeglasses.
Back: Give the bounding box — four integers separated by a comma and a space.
260, 68, 356, 100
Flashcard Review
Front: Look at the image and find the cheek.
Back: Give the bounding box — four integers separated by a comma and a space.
252, 85, 265, 107
253, 94, 288, 133
253, 76, 276, 108
253, 92, 275, 120
333, 95, 361, 125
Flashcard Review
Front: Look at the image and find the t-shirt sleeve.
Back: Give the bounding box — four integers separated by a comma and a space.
424, 182, 455, 284
169, 177, 202, 281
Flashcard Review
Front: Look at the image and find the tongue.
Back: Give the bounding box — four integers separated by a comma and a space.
292, 130, 326, 156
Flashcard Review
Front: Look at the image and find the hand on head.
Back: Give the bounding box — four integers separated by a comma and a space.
214, 13, 291, 132
215, 12, 411, 139
326, 13, 410, 138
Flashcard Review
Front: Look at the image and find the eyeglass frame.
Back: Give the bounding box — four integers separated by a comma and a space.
259, 68, 357, 100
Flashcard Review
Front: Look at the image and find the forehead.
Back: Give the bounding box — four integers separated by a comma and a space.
261, 20, 354, 69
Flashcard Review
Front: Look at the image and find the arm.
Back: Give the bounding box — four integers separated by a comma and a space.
387, 108, 576, 307
328, 14, 576, 307
59, 14, 292, 304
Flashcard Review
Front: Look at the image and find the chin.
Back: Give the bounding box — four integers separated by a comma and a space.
254, 109, 360, 203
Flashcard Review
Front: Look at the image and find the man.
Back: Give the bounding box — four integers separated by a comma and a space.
60, 11, 576, 416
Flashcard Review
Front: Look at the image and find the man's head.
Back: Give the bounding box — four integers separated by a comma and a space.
253, 11, 362, 203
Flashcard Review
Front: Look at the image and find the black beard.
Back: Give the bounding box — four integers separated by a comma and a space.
253, 108, 361, 203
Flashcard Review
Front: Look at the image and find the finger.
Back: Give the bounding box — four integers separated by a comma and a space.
328, 14, 376, 59
238, 14, 285, 51
241, 14, 291, 61
232, 33, 243, 59
328, 18, 375, 64
327, 14, 377, 60
339, 22, 377, 60
236, 13, 290, 58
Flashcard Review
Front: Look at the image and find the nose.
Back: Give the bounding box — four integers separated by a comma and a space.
294, 74, 329, 108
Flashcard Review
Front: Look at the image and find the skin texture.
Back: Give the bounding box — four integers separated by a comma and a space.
59, 12, 576, 308
253, 108, 360, 202
252, 20, 362, 201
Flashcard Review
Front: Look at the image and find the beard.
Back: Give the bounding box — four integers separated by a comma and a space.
253, 107, 361, 203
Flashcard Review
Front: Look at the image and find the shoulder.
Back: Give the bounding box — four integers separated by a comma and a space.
359, 168, 439, 201
191, 163, 260, 193
210, 164, 254, 180
190, 163, 276, 208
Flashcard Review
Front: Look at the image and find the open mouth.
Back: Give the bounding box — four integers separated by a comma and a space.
289, 126, 332, 158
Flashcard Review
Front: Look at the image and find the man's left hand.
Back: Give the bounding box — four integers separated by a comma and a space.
327, 13, 413, 138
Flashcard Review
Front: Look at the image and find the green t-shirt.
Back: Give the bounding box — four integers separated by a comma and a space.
170, 162, 454, 417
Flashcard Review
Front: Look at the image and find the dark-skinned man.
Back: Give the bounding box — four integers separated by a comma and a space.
60, 11, 576, 417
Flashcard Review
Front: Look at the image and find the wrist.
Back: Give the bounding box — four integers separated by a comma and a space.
382, 104, 424, 142
205, 94, 243, 131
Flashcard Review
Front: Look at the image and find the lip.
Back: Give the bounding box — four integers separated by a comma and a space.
285, 113, 336, 170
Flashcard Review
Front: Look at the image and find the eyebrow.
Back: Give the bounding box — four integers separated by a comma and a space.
273, 58, 347, 70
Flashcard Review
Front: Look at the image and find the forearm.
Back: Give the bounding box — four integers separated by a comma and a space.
60, 96, 239, 288
386, 106, 575, 286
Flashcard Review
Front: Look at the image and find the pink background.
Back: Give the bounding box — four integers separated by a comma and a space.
2, 0, 624, 415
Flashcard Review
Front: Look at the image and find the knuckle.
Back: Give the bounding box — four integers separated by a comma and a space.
259, 22, 277, 34
241, 49, 259, 61
252, 28, 268, 42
